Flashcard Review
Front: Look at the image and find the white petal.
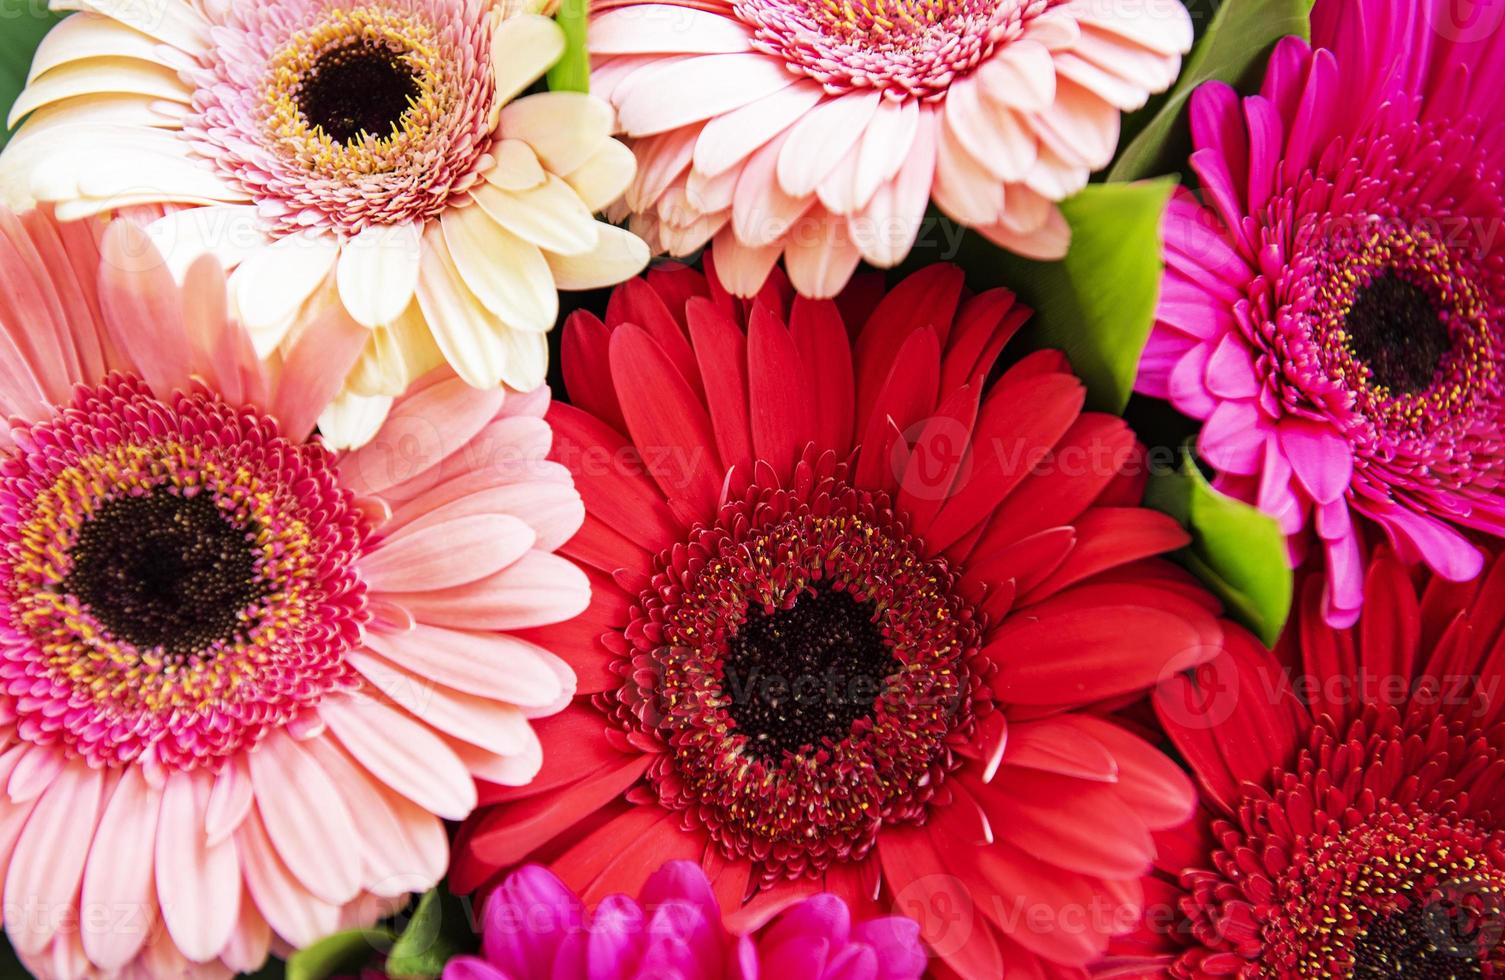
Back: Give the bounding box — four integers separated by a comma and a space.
471, 177, 598, 256
499, 91, 613, 175
9, 56, 190, 128
564, 138, 636, 212
230, 233, 339, 344
543, 221, 649, 289
485, 138, 548, 192
145, 205, 268, 280
415, 224, 515, 389
318, 389, 396, 451
71, 0, 210, 51
336, 223, 423, 329
28, 13, 173, 82
492, 13, 566, 104
440, 203, 558, 332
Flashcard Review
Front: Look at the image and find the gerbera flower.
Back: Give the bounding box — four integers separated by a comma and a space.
452, 257, 1226, 977
445, 860, 927, 979
1117, 549, 1505, 977
587, 0, 1192, 297
0, 0, 649, 447
0, 208, 589, 979
1135, 0, 1505, 626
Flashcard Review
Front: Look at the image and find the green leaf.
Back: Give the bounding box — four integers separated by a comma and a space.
945, 179, 1176, 414
1146, 447, 1293, 647
0, 2, 63, 148
284, 927, 392, 980
547, 0, 591, 94
1108, 0, 1315, 183
384, 889, 475, 980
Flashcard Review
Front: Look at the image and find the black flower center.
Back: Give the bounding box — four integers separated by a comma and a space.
1351, 901, 1496, 979
297, 41, 420, 144
720, 588, 898, 758
1345, 272, 1452, 395
60, 491, 266, 657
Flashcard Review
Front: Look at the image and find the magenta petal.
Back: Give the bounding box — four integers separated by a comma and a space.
483, 866, 585, 976
586, 895, 647, 980
1204, 333, 1261, 400
1278, 417, 1353, 505
851, 918, 927, 979
823, 944, 880, 980
444, 956, 512, 980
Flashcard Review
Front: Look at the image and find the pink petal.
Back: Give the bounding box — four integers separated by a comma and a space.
247, 733, 362, 905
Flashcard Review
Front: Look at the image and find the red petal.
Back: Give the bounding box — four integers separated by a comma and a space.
607, 277, 704, 398
853, 328, 940, 490
853, 265, 964, 423
748, 301, 817, 477
790, 296, 856, 456
686, 298, 754, 476
1026, 509, 1190, 601
609, 325, 724, 525
562, 311, 626, 433
548, 403, 683, 552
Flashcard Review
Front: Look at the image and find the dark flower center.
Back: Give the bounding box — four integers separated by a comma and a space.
1351, 901, 1495, 979
61, 491, 265, 657
297, 41, 420, 144
1344, 272, 1452, 395
721, 588, 898, 758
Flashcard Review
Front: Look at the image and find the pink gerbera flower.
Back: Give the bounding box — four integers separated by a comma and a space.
589, 0, 1192, 297
1135, 0, 1505, 625
0, 208, 589, 979
453, 257, 1225, 978
445, 861, 927, 979
1, 0, 648, 447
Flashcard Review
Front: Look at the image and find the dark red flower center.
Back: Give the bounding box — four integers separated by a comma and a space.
613, 453, 984, 878
296, 40, 420, 144
1342, 271, 1452, 396
61, 490, 268, 659
1352, 900, 1499, 979
720, 588, 898, 759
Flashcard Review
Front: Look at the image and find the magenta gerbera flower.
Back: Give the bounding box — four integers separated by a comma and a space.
445, 861, 927, 979
589, 0, 1192, 297
1135, 0, 1505, 625
0, 209, 589, 979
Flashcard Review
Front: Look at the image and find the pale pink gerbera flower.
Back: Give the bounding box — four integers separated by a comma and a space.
0, 208, 589, 979
0, 0, 649, 447
590, 0, 1192, 297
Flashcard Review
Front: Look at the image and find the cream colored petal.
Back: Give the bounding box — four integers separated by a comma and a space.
440, 203, 558, 333
414, 227, 519, 390
491, 14, 566, 106
230, 233, 340, 345
52, 190, 242, 220
543, 222, 650, 290
145, 205, 269, 280
485, 139, 548, 192
563, 138, 636, 213
318, 390, 396, 452
62, 0, 211, 51
471, 177, 598, 257
496, 327, 549, 393
28, 13, 174, 82
346, 302, 446, 398
9, 57, 190, 128
498, 91, 613, 176
336, 223, 423, 329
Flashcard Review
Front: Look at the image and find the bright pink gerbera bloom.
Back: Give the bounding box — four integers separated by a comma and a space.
589, 0, 1192, 297
1109, 550, 1505, 977
453, 257, 1226, 977
444, 861, 927, 979
1136, 0, 1505, 626
0, 209, 588, 979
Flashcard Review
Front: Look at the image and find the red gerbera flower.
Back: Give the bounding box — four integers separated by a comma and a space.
452, 257, 1225, 977
1114, 550, 1505, 978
